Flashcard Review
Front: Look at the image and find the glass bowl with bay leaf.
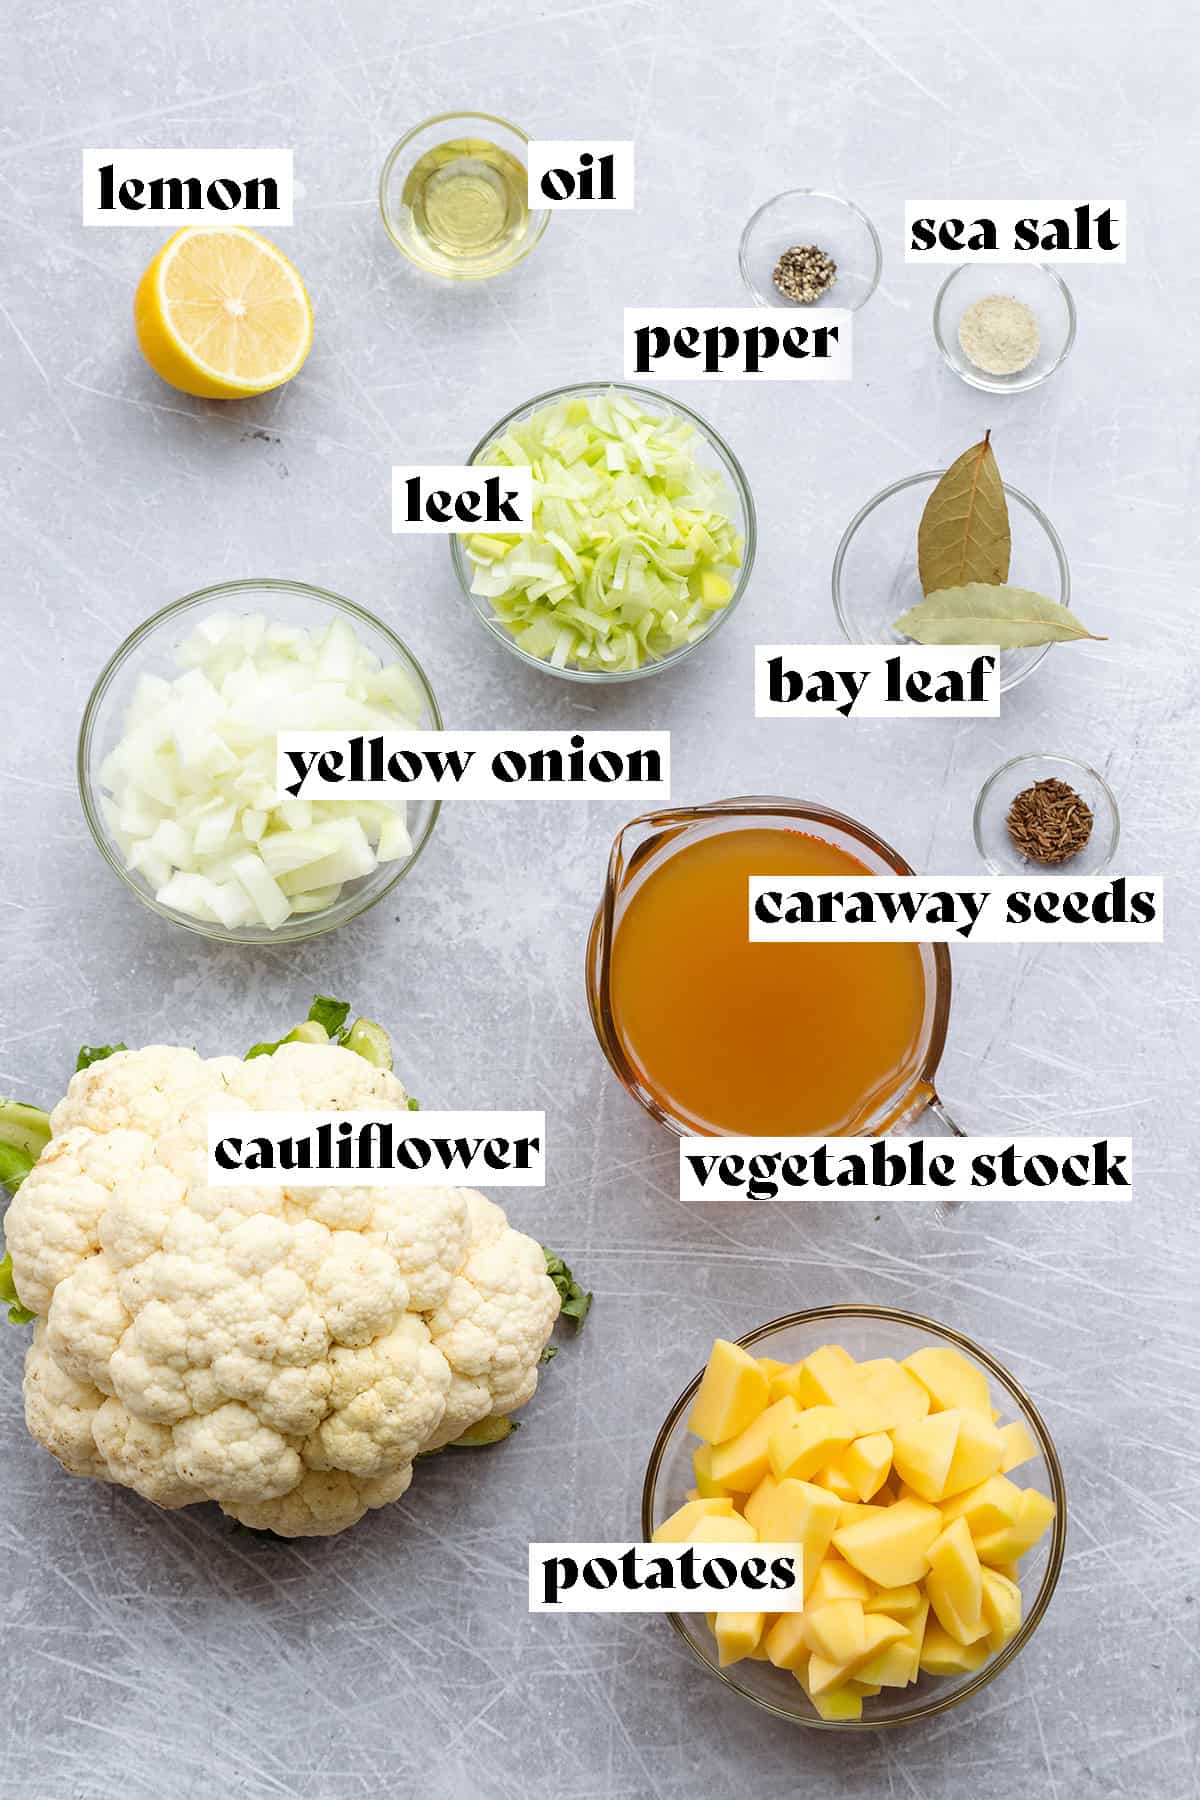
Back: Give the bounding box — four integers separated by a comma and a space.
831, 436, 1093, 694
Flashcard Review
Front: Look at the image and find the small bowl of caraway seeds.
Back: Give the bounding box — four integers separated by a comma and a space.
739, 190, 881, 310
974, 754, 1119, 875
934, 264, 1076, 394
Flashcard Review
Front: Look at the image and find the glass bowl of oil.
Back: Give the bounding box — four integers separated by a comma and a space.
379, 111, 551, 281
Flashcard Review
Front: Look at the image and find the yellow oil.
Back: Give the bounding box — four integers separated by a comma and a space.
401, 137, 530, 275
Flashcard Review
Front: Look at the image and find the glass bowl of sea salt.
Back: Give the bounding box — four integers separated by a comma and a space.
933, 265, 1076, 394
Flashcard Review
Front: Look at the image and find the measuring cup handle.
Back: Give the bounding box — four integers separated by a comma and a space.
923, 1095, 967, 1137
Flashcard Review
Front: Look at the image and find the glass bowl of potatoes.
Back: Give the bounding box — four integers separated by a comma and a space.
641, 1305, 1066, 1728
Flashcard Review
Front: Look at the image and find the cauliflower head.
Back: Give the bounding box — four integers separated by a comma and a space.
5, 1043, 560, 1536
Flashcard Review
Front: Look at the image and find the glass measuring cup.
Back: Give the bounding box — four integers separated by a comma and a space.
586, 796, 962, 1138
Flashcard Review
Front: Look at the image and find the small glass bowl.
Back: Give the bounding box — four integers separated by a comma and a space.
933, 265, 1076, 394
739, 190, 881, 310
449, 382, 757, 684
974, 753, 1119, 875
832, 470, 1069, 693
78, 579, 443, 944
642, 1304, 1066, 1730
379, 111, 550, 281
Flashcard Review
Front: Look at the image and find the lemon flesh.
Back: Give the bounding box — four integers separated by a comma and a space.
134, 226, 313, 399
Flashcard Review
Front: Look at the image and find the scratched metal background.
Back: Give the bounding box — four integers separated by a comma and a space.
1, 2, 1197, 1795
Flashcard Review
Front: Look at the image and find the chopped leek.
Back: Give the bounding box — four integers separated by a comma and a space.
466, 390, 744, 672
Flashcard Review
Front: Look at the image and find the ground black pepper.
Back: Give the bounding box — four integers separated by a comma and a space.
772, 244, 837, 304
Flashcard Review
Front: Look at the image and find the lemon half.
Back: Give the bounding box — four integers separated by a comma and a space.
134, 226, 313, 399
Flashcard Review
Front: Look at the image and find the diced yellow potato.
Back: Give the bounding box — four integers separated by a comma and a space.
805, 1681, 863, 1720
998, 1418, 1037, 1474
855, 1638, 918, 1688
714, 1610, 765, 1667
939, 1473, 1023, 1538
833, 1498, 943, 1586
860, 1596, 929, 1686
846, 1679, 882, 1697
840, 1431, 893, 1502
925, 1516, 985, 1644
807, 1557, 873, 1606
803, 1651, 848, 1695
780, 1345, 887, 1434
756, 1356, 789, 1378
802, 1599, 866, 1665
813, 1462, 859, 1503
763, 1612, 810, 1671
755, 1479, 843, 1594
903, 1346, 991, 1415
855, 1358, 892, 1376
688, 1339, 769, 1444
919, 1621, 990, 1676
859, 1612, 909, 1654
813, 1461, 859, 1504
652, 1498, 735, 1543
796, 1612, 906, 1699
980, 1567, 1022, 1651
891, 1410, 961, 1502
769, 1405, 856, 1482
864, 1583, 923, 1620
692, 1444, 732, 1500
873, 1481, 900, 1508
942, 1411, 1006, 1498
687, 1513, 758, 1545
860, 1359, 931, 1429
742, 1472, 779, 1533
710, 1397, 799, 1492
835, 1500, 882, 1527
973, 1488, 1056, 1564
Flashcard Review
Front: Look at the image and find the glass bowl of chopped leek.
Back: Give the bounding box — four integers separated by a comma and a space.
832, 471, 1069, 693
642, 1305, 1066, 1730
449, 383, 757, 681
78, 579, 443, 943
974, 753, 1120, 875
739, 191, 882, 310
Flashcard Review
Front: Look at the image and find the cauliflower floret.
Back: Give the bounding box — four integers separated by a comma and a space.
369, 1185, 471, 1311
223, 1464, 413, 1538
23, 1324, 109, 1479
5, 1127, 155, 1313
425, 1195, 560, 1414
92, 1397, 204, 1508
6, 1043, 561, 1536
306, 1315, 450, 1478
45, 1254, 129, 1392
173, 1401, 302, 1503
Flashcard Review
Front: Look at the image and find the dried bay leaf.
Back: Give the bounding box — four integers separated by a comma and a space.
917, 434, 1011, 596
895, 583, 1105, 647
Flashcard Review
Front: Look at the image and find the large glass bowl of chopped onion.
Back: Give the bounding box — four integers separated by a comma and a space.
78, 579, 443, 943
449, 383, 757, 682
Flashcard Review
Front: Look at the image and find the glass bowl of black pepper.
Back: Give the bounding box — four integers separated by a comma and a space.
974, 754, 1120, 875
739, 191, 882, 310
